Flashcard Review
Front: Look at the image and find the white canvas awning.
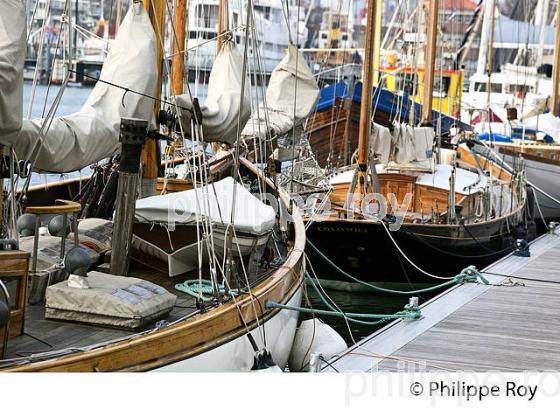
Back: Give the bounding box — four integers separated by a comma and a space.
0, 0, 26, 146
13, 3, 157, 173
135, 177, 276, 235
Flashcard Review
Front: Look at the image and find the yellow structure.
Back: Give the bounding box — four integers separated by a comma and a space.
380, 66, 463, 118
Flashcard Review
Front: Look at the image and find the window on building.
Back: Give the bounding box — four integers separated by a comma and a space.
396, 72, 418, 95
433, 76, 451, 98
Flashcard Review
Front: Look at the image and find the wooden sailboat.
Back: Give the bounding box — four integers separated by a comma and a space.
0, 0, 306, 372
301, 0, 529, 287
468, 1, 560, 218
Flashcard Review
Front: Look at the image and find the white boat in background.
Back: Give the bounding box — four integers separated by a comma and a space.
474, 118, 560, 219
461, 0, 557, 124
462, 63, 553, 123
186, 0, 307, 75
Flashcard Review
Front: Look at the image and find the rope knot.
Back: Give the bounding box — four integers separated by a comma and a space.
399, 304, 422, 320
456, 265, 489, 285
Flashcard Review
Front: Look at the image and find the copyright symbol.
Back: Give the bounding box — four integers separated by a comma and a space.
410, 382, 423, 396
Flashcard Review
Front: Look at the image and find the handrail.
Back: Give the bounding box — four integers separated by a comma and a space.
26, 199, 81, 215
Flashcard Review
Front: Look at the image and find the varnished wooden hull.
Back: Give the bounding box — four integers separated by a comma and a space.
305, 209, 527, 287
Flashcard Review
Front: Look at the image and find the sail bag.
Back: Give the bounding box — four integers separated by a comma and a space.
13, 3, 157, 173
241, 44, 320, 141
174, 40, 251, 145
0, 0, 26, 146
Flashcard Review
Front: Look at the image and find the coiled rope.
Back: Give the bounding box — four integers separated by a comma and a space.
175, 279, 239, 302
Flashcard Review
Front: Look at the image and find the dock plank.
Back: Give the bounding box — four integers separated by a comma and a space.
324, 230, 560, 372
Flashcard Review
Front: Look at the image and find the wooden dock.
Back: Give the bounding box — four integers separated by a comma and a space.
322, 227, 560, 372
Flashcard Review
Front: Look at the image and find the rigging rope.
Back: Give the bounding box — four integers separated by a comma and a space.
378, 221, 455, 280
306, 239, 489, 294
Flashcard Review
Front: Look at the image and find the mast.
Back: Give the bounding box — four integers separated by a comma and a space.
217, 0, 228, 54
486, 0, 496, 116
142, 0, 166, 196
74, 0, 79, 58
116, 0, 123, 34
552, 1, 560, 116
213, 0, 228, 152
420, 0, 439, 126
373, 0, 382, 86
172, 0, 187, 95
537, 0, 550, 67
353, 0, 380, 195
476, 0, 492, 76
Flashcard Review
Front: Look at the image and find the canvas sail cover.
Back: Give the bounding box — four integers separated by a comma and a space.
13, 3, 157, 173
241, 44, 320, 140
135, 177, 276, 235
174, 40, 251, 145
0, 0, 26, 146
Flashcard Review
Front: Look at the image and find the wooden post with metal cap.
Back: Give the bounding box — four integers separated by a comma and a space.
111, 118, 149, 276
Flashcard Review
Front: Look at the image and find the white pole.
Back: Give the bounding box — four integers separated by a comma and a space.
476, 0, 492, 75
537, 0, 551, 66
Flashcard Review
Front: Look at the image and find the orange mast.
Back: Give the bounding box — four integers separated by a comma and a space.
420, 0, 439, 125
142, 0, 166, 195
172, 0, 187, 95
352, 0, 380, 199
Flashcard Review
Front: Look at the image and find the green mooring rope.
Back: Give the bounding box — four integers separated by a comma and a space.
265, 300, 422, 322
306, 240, 489, 295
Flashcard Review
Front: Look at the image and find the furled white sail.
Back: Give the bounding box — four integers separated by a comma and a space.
174, 40, 251, 146
241, 44, 320, 141
0, 0, 26, 146
13, 3, 157, 173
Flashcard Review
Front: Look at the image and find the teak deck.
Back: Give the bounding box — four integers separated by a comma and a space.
4, 268, 198, 360
323, 226, 560, 372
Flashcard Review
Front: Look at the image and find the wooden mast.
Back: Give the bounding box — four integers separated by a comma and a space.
353, 0, 379, 198
142, 0, 166, 196
420, 0, 439, 126
217, 0, 227, 54
213, 0, 227, 153
116, 0, 122, 34
373, 0, 383, 86
486, 0, 496, 117
552, 2, 560, 116
172, 0, 187, 95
